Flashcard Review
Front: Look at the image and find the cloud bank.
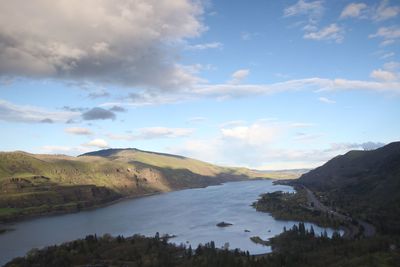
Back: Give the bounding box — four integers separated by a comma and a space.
0, 0, 204, 90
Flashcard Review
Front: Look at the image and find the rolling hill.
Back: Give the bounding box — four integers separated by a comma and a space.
0, 148, 298, 222
297, 141, 400, 234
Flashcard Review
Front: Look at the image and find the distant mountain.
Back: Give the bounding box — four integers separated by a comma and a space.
298, 141, 400, 234
256, 168, 310, 179
0, 148, 284, 222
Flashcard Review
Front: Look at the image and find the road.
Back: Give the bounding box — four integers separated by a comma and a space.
302, 186, 376, 238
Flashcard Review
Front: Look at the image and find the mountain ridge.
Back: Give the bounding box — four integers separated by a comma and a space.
0, 148, 300, 222
297, 141, 400, 234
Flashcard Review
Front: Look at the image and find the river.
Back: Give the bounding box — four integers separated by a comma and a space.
0, 180, 339, 265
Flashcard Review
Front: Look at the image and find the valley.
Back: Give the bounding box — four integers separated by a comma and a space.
0, 148, 301, 223
1, 143, 400, 266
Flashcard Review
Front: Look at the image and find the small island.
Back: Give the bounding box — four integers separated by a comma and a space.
216, 221, 233, 227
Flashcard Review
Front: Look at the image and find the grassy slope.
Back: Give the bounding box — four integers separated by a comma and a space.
0, 148, 299, 221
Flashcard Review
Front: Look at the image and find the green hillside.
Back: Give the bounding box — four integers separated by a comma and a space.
0, 148, 293, 222
297, 141, 400, 234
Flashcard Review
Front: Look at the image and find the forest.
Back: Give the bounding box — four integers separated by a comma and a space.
5, 223, 399, 267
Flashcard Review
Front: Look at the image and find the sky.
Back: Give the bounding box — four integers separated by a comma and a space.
0, 0, 399, 170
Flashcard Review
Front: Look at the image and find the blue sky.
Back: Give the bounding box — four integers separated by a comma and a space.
0, 0, 399, 169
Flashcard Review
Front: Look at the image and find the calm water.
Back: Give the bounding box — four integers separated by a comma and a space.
0, 180, 339, 265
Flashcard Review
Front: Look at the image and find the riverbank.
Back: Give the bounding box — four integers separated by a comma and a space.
253, 184, 376, 239
253, 187, 342, 229
0, 176, 251, 225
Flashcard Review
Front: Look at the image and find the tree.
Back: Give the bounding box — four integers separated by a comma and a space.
310, 225, 315, 237
187, 245, 192, 258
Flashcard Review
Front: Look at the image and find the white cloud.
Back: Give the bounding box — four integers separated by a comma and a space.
84, 138, 109, 149
172, 132, 386, 170
380, 52, 395, 59
283, 0, 324, 19
194, 77, 400, 98
303, 24, 344, 43
229, 69, 250, 84
221, 123, 281, 146
65, 127, 92, 135
0, 99, 79, 123
319, 96, 336, 104
340, 1, 399, 21
0, 0, 205, 90
283, 0, 325, 38
340, 3, 368, 19
370, 69, 398, 81
373, 0, 400, 21
108, 127, 194, 141
170, 119, 381, 169
102, 73, 400, 107
186, 42, 222, 50
369, 26, 400, 46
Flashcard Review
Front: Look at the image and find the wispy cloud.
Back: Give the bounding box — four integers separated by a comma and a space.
380, 52, 395, 59
370, 69, 398, 81
369, 26, 400, 46
194, 77, 400, 98
340, 1, 399, 21
373, 0, 400, 21
229, 69, 250, 84
88, 90, 110, 99
98, 74, 400, 107
283, 0, 324, 19
384, 61, 400, 70
65, 127, 93, 135
340, 3, 368, 19
303, 24, 344, 43
186, 42, 223, 50
0, 99, 79, 123
108, 127, 194, 141
319, 96, 336, 104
